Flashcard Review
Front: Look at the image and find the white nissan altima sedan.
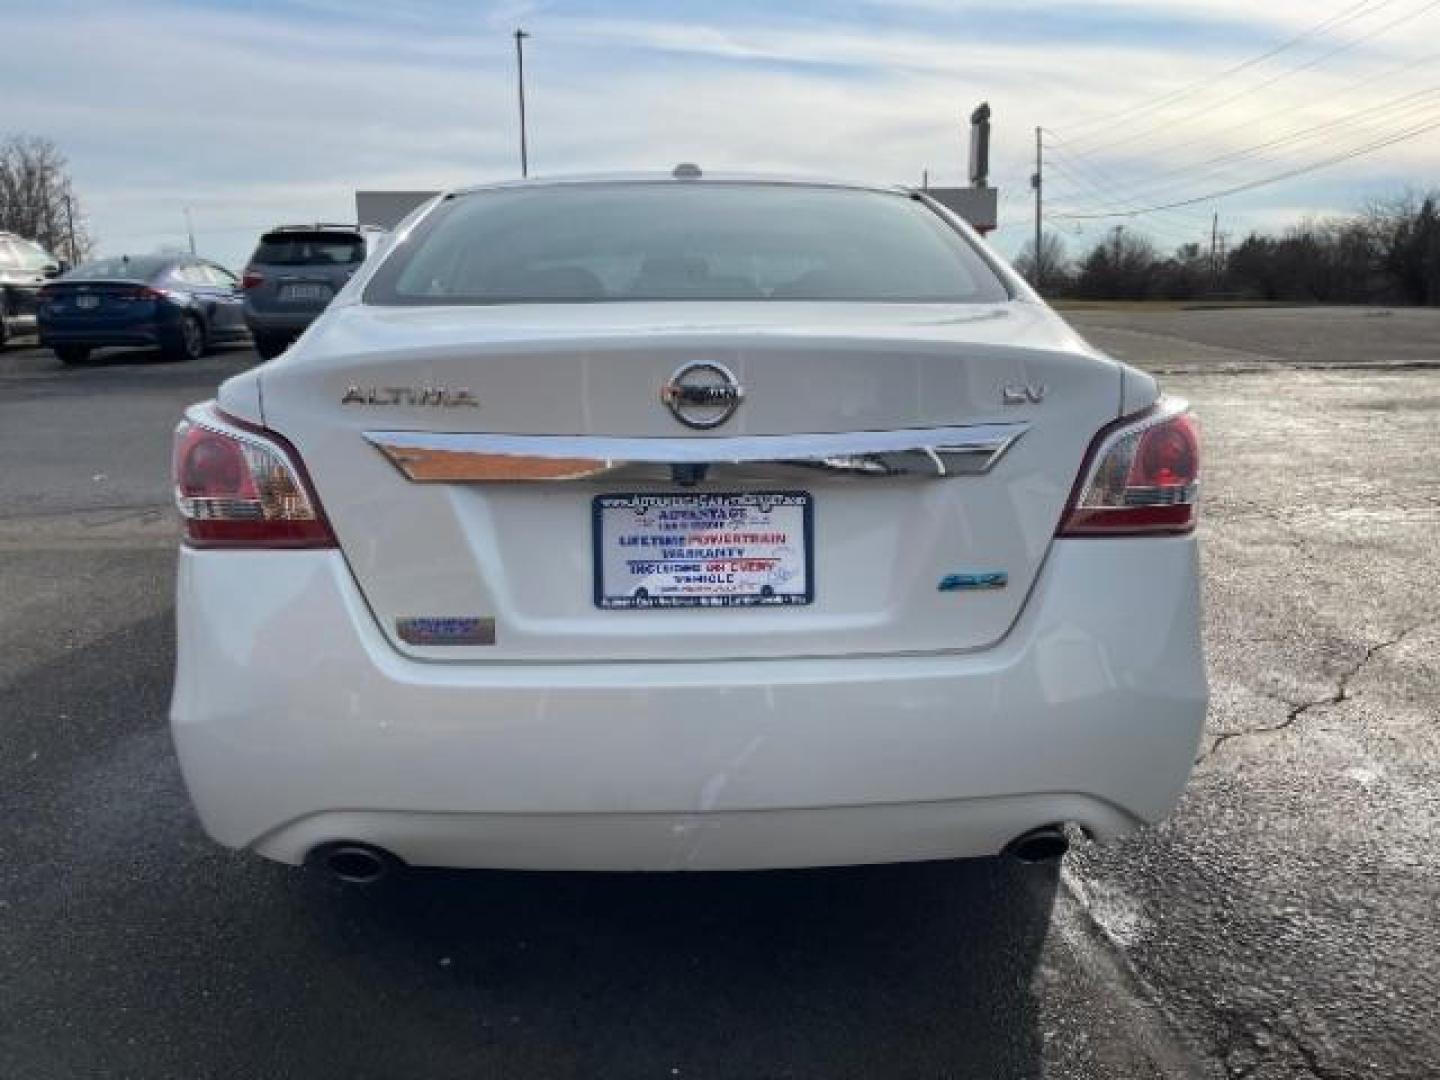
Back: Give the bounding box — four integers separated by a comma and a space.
169, 170, 1206, 882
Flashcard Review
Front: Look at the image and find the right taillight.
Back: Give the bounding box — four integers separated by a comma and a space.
1058, 398, 1200, 536
241, 271, 263, 289
172, 404, 335, 548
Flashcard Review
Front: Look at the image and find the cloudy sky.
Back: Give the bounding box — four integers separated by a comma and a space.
9, 0, 1440, 270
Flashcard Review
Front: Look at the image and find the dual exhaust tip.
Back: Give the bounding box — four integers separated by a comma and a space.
307, 826, 1069, 885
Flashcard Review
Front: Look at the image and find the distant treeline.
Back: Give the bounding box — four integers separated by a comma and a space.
1016, 191, 1440, 305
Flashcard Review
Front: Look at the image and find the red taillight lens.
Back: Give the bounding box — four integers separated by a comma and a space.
125, 285, 164, 301
1058, 400, 1200, 536
241, 271, 263, 290
172, 406, 335, 547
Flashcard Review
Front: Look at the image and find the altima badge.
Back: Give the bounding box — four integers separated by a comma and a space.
342, 386, 479, 408
1002, 383, 1047, 406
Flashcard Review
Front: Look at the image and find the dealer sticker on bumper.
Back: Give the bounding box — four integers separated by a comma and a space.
593, 491, 814, 609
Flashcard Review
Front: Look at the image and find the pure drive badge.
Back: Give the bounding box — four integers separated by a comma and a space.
938, 571, 1009, 592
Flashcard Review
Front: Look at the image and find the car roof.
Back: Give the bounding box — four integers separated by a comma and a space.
447, 169, 911, 199
261, 223, 383, 235
64, 254, 180, 278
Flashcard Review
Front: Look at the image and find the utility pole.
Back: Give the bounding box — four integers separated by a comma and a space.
184, 207, 196, 255
62, 193, 77, 265
1210, 210, 1219, 282
1031, 126, 1043, 289
514, 29, 530, 178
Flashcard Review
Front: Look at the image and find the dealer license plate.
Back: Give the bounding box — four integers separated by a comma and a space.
279, 283, 330, 302
593, 491, 813, 609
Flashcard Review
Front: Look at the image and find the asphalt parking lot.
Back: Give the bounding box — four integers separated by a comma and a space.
2, 306, 1437, 1079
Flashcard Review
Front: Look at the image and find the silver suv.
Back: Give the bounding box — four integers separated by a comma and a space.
240, 224, 385, 359
0, 232, 64, 348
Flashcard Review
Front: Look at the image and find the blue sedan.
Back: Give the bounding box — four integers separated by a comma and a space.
38, 254, 250, 365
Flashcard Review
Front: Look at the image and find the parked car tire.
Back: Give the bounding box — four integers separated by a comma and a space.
164, 315, 207, 363
54, 345, 90, 366
252, 331, 291, 361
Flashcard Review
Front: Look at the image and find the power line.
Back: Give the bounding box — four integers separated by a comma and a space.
1042, 146, 1215, 230
1056, 0, 1386, 139
1113, 79, 1440, 192
1060, 0, 1439, 161
1053, 83, 1440, 215
1049, 113, 1440, 220
1068, 45, 1440, 191
1121, 92, 1440, 203
1047, 197, 1212, 244
1044, 149, 1208, 222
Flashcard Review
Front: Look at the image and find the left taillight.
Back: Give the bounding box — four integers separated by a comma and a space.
1057, 397, 1200, 536
172, 404, 335, 548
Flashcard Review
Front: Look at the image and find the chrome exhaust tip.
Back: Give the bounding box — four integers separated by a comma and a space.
1003, 825, 1070, 864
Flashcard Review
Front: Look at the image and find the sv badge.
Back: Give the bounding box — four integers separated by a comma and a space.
1002, 383, 1047, 406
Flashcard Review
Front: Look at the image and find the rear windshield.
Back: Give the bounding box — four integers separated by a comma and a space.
253, 232, 365, 266
366, 184, 1010, 305
66, 256, 171, 281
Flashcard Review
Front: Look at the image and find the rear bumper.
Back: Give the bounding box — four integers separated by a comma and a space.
170, 537, 1208, 870
39, 323, 165, 348
39, 328, 160, 348
243, 309, 315, 335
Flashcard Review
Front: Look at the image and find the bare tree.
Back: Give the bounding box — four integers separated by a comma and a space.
1074, 227, 1160, 300
0, 135, 94, 263
1013, 230, 1069, 293
1369, 191, 1440, 306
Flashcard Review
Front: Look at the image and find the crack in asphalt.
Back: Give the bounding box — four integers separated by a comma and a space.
1147, 359, 1440, 377
1222, 1024, 1351, 1080
0, 502, 170, 522
1196, 621, 1433, 765
1223, 1031, 1334, 1080
1067, 609, 1433, 1077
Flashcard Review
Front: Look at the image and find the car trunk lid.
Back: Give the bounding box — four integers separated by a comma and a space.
260, 301, 1120, 662
40, 280, 160, 323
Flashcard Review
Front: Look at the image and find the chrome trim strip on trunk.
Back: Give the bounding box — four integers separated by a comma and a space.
364, 424, 1028, 483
